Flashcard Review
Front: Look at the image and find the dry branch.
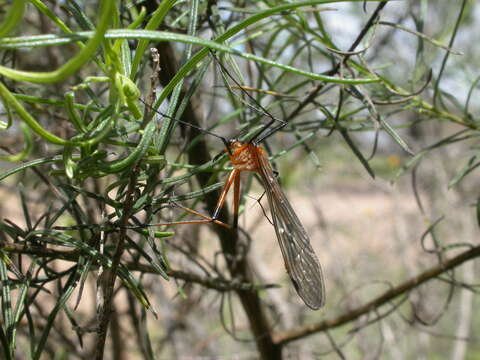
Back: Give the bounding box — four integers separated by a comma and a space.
274, 245, 480, 345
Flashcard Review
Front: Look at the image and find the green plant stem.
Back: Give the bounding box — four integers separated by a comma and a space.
0, 0, 26, 38
0, 82, 67, 144
0, 0, 114, 83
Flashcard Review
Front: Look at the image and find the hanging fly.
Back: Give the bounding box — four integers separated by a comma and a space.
220, 139, 326, 309
134, 52, 327, 309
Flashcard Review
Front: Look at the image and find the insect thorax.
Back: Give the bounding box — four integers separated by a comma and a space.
229, 141, 261, 172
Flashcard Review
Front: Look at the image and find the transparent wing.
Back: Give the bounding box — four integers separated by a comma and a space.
257, 151, 326, 309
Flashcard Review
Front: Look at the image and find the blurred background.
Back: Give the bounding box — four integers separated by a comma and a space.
0, 1, 479, 359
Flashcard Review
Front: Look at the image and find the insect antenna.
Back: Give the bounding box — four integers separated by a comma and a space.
138, 97, 232, 153
141, 51, 290, 153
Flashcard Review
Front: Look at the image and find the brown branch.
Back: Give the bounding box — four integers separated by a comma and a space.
131, 264, 278, 292
274, 245, 480, 345
94, 165, 141, 359
0, 243, 276, 292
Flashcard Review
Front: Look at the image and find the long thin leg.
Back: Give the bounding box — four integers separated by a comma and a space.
128, 169, 240, 230
126, 170, 240, 230
210, 51, 286, 145
212, 168, 239, 220
253, 120, 287, 144
232, 170, 241, 228
144, 202, 230, 229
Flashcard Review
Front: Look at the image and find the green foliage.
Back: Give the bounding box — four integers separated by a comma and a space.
0, 0, 478, 359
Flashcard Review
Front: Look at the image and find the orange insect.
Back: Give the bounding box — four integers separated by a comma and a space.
153, 134, 327, 309
139, 54, 326, 309
213, 139, 326, 309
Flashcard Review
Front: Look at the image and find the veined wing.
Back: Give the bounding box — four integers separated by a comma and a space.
256, 149, 326, 309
